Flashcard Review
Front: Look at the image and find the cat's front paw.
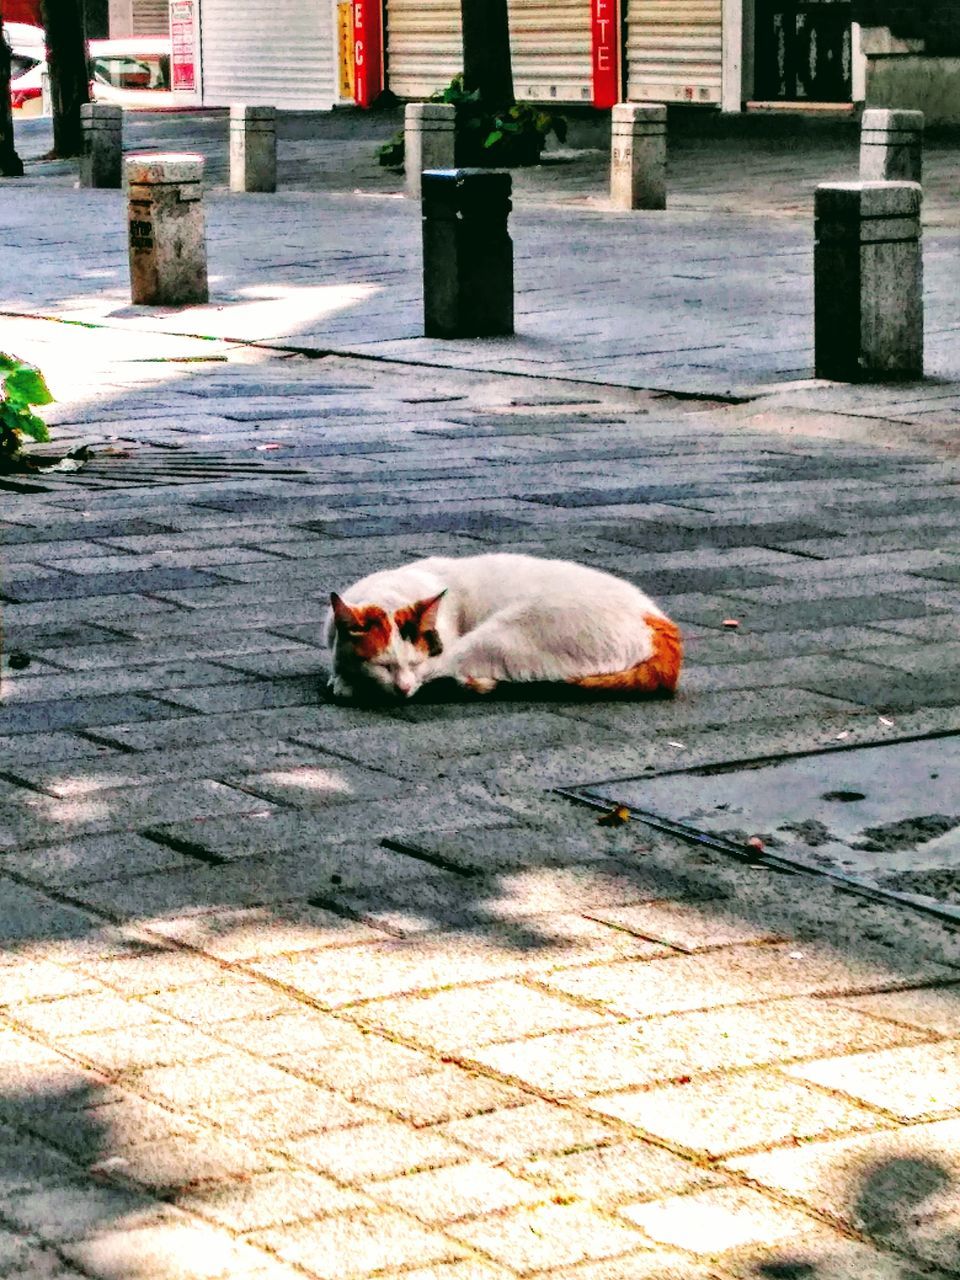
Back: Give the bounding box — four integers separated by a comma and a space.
328, 674, 355, 702
460, 675, 499, 695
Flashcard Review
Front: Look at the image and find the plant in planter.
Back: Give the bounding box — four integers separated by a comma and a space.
0, 354, 53, 470
377, 74, 567, 170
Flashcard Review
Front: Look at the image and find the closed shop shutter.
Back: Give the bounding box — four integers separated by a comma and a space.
626, 0, 722, 105
510, 0, 592, 102
385, 0, 462, 98
199, 0, 336, 109
133, 0, 170, 35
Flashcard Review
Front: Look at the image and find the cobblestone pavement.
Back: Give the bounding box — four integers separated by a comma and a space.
2, 113, 960, 1279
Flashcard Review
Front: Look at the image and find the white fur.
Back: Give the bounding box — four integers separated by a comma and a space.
327, 553, 668, 700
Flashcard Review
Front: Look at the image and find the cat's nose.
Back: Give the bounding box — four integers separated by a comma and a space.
395, 675, 417, 697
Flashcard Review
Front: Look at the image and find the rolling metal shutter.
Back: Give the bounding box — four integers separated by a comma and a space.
385, 0, 462, 99
626, 0, 722, 105
133, 0, 170, 35
199, 0, 336, 109
510, 0, 592, 102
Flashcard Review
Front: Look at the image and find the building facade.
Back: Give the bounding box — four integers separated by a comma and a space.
166, 0, 960, 122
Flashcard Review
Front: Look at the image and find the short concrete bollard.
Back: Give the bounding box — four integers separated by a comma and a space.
860, 108, 924, 184
80, 104, 123, 188
814, 181, 923, 382
126, 153, 208, 306
610, 103, 667, 211
405, 102, 456, 199
422, 168, 513, 338
230, 105, 277, 193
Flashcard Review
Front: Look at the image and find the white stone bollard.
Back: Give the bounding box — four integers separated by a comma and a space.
405, 102, 456, 199
860, 108, 924, 183
126, 153, 208, 306
230, 105, 277, 193
610, 103, 667, 211
80, 103, 123, 189
815, 181, 923, 382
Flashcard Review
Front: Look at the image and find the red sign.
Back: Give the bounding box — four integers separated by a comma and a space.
591, 0, 619, 107
170, 0, 197, 92
352, 0, 383, 108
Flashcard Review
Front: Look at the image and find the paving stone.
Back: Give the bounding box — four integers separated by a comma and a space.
8, 989, 171, 1037
825, 986, 960, 1037
720, 1235, 955, 1280
142, 901, 387, 960
522, 1137, 717, 1205
786, 1041, 960, 1122
282, 1121, 470, 1182
446, 1201, 647, 1273
583, 901, 783, 951
439, 1100, 616, 1161
75, 948, 228, 996
0, 730, 121, 767
226, 761, 407, 807
0, 878, 100, 944
211, 1014, 433, 1090
62, 1220, 277, 1280
539, 943, 951, 1020
176, 1169, 371, 1231
554, 687, 862, 736
590, 1069, 886, 1157
252, 1209, 468, 1278
372, 1159, 544, 1223
620, 1184, 822, 1254
360, 1064, 528, 1127
2, 1179, 170, 1243
472, 998, 928, 1097
0, 832, 196, 888
347, 980, 619, 1053
61, 1022, 223, 1072
188, 1085, 378, 1144
0, 692, 190, 737
4, 567, 229, 602
726, 1118, 960, 1251
542, 1256, 722, 1280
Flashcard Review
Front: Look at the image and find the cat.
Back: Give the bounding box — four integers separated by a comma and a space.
326, 552, 682, 703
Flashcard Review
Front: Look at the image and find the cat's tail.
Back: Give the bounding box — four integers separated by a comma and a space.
567, 613, 683, 695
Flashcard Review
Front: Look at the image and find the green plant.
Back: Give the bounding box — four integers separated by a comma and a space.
0, 354, 53, 466
377, 74, 568, 170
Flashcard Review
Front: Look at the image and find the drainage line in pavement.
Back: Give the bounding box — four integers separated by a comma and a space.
556, 786, 960, 931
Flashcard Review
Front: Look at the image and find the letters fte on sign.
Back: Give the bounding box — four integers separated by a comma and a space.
592, 0, 618, 107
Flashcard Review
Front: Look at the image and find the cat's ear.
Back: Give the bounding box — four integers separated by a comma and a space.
330, 593, 359, 629
413, 589, 446, 632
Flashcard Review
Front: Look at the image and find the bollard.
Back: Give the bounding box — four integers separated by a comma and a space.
79, 103, 123, 189
422, 169, 513, 338
405, 102, 456, 199
126, 153, 208, 306
860, 108, 924, 184
610, 103, 667, 211
814, 181, 922, 382
230, 105, 277, 193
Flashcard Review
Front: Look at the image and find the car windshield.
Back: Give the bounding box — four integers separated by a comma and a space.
10, 53, 39, 79
90, 53, 170, 90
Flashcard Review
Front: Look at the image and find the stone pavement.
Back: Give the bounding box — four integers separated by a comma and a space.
2, 112, 960, 1279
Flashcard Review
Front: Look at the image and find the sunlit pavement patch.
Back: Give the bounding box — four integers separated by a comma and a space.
566, 734, 960, 921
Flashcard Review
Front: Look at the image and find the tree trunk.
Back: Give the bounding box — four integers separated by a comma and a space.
0, 6, 25, 175
41, 0, 89, 158
460, 0, 514, 109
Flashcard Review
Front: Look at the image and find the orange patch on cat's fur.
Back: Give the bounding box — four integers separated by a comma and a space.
393, 604, 437, 656
567, 614, 683, 694
345, 605, 391, 659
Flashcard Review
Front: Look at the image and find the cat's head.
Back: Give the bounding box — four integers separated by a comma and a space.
329, 590, 445, 699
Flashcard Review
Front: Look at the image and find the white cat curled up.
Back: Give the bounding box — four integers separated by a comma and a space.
326, 553, 682, 702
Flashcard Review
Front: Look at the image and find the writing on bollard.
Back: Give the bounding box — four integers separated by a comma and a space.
610, 103, 667, 211
79, 103, 123, 189
230, 105, 277, 194
860, 108, 924, 184
422, 168, 513, 339
126, 152, 208, 306
815, 180, 923, 382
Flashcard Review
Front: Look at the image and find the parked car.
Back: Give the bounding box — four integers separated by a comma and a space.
7, 33, 174, 116
5, 21, 45, 117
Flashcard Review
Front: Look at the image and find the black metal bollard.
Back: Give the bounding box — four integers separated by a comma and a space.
422, 169, 513, 339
